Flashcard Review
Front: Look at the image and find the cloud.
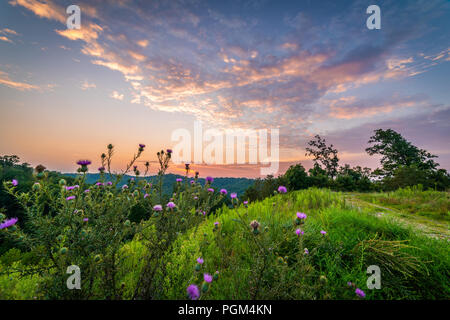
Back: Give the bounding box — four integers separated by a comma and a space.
9, 0, 450, 168
0, 69, 38, 90
110, 90, 124, 100
80, 80, 96, 90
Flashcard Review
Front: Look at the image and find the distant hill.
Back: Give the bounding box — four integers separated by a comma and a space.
62, 173, 254, 197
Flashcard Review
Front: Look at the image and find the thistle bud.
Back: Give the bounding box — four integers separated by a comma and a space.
32, 182, 41, 191
94, 255, 101, 263
60, 247, 68, 255
59, 179, 67, 186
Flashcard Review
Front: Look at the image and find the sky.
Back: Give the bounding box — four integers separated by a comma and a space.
0, 0, 449, 178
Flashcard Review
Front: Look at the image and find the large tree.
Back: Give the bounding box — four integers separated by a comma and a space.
365, 129, 439, 177
305, 135, 339, 178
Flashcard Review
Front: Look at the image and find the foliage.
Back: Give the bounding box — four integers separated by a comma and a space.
305, 135, 339, 178
366, 129, 439, 177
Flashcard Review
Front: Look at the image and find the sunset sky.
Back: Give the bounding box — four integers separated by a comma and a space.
0, 0, 449, 178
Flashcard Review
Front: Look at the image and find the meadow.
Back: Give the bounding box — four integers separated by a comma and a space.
1, 176, 448, 299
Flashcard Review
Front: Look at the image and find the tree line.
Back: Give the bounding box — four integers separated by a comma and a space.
244, 128, 450, 202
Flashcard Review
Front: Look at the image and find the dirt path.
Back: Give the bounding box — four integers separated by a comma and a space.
345, 195, 450, 241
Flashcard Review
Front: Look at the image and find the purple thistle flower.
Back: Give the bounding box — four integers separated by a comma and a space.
11, 179, 18, 186
76, 160, 91, 166
139, 144, 145, 149
207, 188, 214, 193
176, 178, 182, 182
220, 189, 227, 195
153, 204, 163, 211
297, 212, 307, 220
166, 149, 173, 154
197, 257, 204, 264
304, 248, 309, 255
95, 182, 104, 186
230, 192, 237, 199
190, 180, 195, 184
106, 181, 113, 186
0, 217, 18, 230
347, 282, 353, 287
295, 228, 304, 236
98, 167, 105, 172
277, 186, 287, 193
214, 221, 219, 226
66, 196, 76, 201
84, 189, 90, 193
186, 284, 200, 300
144, 193, 149, 199
355, 288, 366, 298
83, 218, 89, 222
320, 230, 327, 235
122, 184, 128, 190
166, 202, 176, 209
204, 273, 213, 283
194, 196, 198, 200
243, 201, 248, 205
206, 176, 214, 184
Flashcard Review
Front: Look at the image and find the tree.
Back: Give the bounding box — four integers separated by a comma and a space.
305, 135, 339, 178
284, 163, 309, 190
366, 129, 439, 177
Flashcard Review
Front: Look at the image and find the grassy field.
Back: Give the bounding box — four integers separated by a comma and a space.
1, 188, 449, 300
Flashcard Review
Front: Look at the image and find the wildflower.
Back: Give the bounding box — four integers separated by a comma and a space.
207, 188, 214, 193
243, 201, 248, 205
95, 182, 104, 187
166, 149, 173, 154
197, 257, 204, 264
214, 221, 219, 227
11, 179, 18, 186
190, 180, 195, 185
230, 193, 237, 199
83, 218, 89, 222
167, 202, 176, 209
186, 284, 200, 300
66, 196, 76, 201
297, 212, 307, 220
320, 230, 327, 235
122, 184, 128, 190
153, 205, 163, 211
139, 144, 145, 151
295, 228, 304, 236
194, 196, 198, 200
106, 181, 113, 186
250, 220, 260, 234
355, 288, 366, 298
77, 160, 91, 173
203, 273, 213, 283
277, 186, 287, 193
0, 217, 18, 230
206, 176, 214, 184
304, 248, 309, 255
32, 182, 41, 191
220, 189, 227, 195
176, 178, 182, 182
347, 282, 353, 287
144, 193, 149, 199
185, 163, 190, 171
84, 189, 90, 193
98, 167, 105, 173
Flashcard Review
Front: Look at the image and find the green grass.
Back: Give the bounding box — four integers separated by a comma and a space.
157, 188, 450, 300
356, 186, 450, 222
1, 188, 449, 300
